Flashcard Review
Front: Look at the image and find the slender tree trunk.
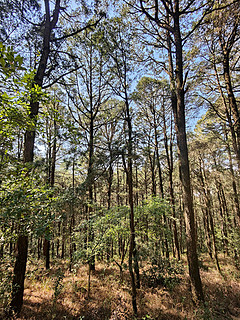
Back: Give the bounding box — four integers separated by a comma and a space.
225, 128, 240, 224
162, 106, 180, 260
135, 162, 139, 206
169, 10, 204, 302
106, 153, 113, 262
107, 141, 114, 209
215, 180, 229, 255
61, 215, 67, 259
9, 223, 14, 256
223, 50, 240, 162
56, 222, 60, 258
52, 241, 54, 259
117, 162, 121, 207
199, 157, 221, 273
202, 203, 213, 259
123, 95, 138, 315
0, 243, 3, 259
45, 116, 57, 269
153, 107, 164, 198
213, 55, 240, 169
149, 149, 156, 196
144, 160, 148, 199
69, 160, 75, 271
88, 115, 95, 271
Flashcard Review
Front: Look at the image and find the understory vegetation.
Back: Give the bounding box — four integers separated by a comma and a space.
1, 255, 240, 319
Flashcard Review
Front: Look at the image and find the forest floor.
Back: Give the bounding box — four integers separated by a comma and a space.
6, 254, 240, 320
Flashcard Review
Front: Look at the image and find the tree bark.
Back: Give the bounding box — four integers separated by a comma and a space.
123, 95, 139, 315
170, 7, 204, 302
198, 157, 221, 273
10, 1, 61, 314
222, 48, 240, 164
69, 160, 75, 271
225, 128, 240, 225
163, 107, 180, 260
10, 235, 28, 314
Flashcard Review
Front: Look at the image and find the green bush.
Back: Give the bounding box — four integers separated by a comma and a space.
143, 258, 184, 289
0, 258, 13, 315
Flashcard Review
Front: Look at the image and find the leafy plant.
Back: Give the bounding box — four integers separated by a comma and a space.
141, 315, 153, 320
0, 258, 13, 315
143, 258, 184, 290
53, 268, 64, 303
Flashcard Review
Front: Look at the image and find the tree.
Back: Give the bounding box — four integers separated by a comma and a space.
103, 17, 140, 314
9, 2, 61, 314
134, 77, 180, 259
65, 25, 112, 270
197, 1, 240, 169
132, 0, 214, 302
5, 0, 106, 313
190, 108, 240, 261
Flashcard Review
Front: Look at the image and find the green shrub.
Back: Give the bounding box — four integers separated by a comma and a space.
143, 258, 184, 289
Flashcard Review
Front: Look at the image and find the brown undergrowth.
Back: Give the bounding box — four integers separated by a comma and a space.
5, 255, 240, 320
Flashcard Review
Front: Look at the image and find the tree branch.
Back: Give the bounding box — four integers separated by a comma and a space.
50, 17, 103, 42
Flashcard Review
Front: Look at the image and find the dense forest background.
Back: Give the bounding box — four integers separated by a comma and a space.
0, 0, 240, 319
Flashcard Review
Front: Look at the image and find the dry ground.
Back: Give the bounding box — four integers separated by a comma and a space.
3, 255, 240, 320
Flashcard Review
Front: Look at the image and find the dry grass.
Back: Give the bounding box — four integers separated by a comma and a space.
4, 254, 240, 320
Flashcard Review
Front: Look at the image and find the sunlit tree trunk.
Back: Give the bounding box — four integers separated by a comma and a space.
198, 157, 221, 273
69, 160, 76, 272
169, 7, 204, 302
163, 106, 180, 260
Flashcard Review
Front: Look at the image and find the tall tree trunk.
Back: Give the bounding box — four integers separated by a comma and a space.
10, 2, 60, 314
162, 105, 180, 260
10, 0, 60, 314
117, 162, 121, 207
201, 202, 213, 259
199, 157, 221, 273
224, 127, 240, 225
123, 95, 139, 315
45, 114, 57, 269
10, 236, 28, 314
69, 160, 75, 271
169, 10, 204, 302
222, 50, 240, 163
149, 149, 156, 196
88, 114, 95, 271
61, 218, 66, 259
106, 152, 113, 262
215, 180, 229, 256
213, 55, 240, 169
144, 160, 148, 199
153, 106, 164, 198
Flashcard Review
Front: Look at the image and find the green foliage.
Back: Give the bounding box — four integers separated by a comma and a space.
0, 42, 49, 184
141, 315, 153, 320
142, 258, 184, 290
194, 303, 213, 320
0, 173, 58, 242
0, 44, 28, 169
136, 197, 173, 260
53, 268, 64, 303
74, 205, 130, 265
0, 42, 25, 77
0, 257, 13, 315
